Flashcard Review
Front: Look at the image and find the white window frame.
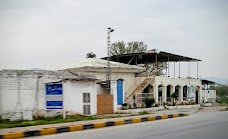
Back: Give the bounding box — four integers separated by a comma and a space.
83, 93, 91, 115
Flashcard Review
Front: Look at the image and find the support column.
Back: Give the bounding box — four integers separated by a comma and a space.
174, 62, 175, 78
189, 61, 190, 77
179, 86, 183, 102
162, 86, 167, 103
168, 57, 170, 77
135, 57, 137, 65
179, 59, 180, 78
156, 53, 158, 76
169, 86, 174, 103
154, 85, 158, 103
198, 87, 201, 103
197, 61, 199, 79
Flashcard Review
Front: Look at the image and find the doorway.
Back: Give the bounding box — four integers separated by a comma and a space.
195, 90, 199, 104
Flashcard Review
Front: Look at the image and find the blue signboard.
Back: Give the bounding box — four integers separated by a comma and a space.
46, 84, 63, 110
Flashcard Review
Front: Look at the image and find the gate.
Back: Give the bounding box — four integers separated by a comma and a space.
97, 94, 113, 115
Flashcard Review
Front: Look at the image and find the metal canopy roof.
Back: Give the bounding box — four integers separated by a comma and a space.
101, 50, 201, 65
201, 79, 216, 84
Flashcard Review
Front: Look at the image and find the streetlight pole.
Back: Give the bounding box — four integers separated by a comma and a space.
106, 27, 114, 93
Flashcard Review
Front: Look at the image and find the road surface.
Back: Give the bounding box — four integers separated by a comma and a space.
27, 111, 228, 139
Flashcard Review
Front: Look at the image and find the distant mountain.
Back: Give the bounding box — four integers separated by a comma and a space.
204, 77, 228, 85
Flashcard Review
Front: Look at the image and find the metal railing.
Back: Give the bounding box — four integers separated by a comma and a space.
136, 93, 154, 105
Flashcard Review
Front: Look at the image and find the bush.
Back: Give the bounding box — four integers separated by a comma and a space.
144, 98, 155, 108
171, 92, 178, 106
128, 104, 132, 109
216, 96, 228, 106
141, 103, 145, 108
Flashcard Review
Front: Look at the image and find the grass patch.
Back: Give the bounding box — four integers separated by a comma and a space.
138, 111, 149, 115
105, 115, 123, 118
0, 115, 97, 129
0, 111, 153, 129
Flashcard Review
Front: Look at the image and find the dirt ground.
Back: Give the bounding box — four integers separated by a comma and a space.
197, 106, 227, 113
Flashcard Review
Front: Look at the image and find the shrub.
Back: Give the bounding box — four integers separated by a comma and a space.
141, 103, 145, 108
171, 92, 178, 106
144, 98, 155, 108
216, 96, 228, 106
133, 103, 137, 109
128, 104, 132, 109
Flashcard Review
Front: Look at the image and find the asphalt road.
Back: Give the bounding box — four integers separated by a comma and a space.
28, 111, 228, 139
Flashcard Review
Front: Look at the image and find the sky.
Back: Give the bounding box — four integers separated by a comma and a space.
0, 0, 228, 79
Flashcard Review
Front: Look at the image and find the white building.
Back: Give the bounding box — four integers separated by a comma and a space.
102, 50, 208, 106
0, 70, 97, 120
57, 58, 146, 110
201, 79, 217, 103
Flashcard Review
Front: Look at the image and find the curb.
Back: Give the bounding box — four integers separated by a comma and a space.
0, 113, 189, 139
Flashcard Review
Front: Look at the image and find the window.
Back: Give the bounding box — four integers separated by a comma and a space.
83, 93, 90, 103
83, 93, 91, 115
83, 105, 91, 115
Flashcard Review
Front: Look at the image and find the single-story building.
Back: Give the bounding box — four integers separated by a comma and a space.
0, 69, 98, 120
201, 79, 217, 103
57, 58, 146, 109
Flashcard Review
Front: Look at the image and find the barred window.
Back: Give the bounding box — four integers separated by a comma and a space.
83, 105, 91, 115
83, 93, 90, 103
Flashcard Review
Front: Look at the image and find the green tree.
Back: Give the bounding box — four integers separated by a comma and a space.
215, 85, 228, 97
110, 41, 147, 55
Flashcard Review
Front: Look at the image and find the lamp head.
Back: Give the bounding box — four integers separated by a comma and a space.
108, 27, 114, 32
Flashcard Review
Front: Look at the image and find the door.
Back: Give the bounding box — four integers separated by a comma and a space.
97, 94, 113, 115
117, 79, 123, 105
195, 90, 199, 104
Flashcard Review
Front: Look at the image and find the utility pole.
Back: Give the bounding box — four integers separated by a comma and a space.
106, 27, 114, 93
